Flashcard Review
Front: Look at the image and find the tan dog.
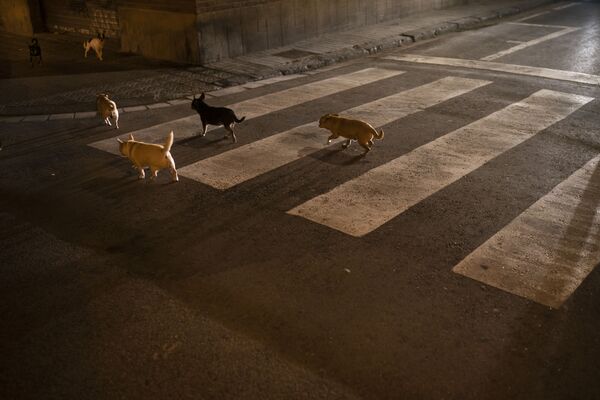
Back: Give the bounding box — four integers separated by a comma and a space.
319, 113, 384, 154
83, 33, 105, 60
96, 93, 119, 129
117, 131, 178, 182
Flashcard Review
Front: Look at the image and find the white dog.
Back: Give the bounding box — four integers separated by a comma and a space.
84, 33, 105, 60
117, 131, 179, 182
96, 93, 119, 129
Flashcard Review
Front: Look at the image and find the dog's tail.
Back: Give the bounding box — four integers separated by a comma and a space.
374, 129, 384, 140
163, 131, 174, 154
234, 115, 246, 124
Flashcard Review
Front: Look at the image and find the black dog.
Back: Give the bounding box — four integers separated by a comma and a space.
28, 38, 42, 66
191, 93, 246, 143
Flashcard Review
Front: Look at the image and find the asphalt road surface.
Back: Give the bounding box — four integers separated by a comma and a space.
1, 3, 600, 400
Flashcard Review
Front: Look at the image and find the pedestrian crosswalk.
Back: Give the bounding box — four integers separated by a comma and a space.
87, 64, 598, 308
289, 89, 593, 237
179, 76, 491, 189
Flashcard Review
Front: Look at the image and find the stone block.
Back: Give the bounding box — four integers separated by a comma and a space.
22, 114, 49, 122
402, 28, 436, 42
49, 113, 75, 120
449, 16, 481, 30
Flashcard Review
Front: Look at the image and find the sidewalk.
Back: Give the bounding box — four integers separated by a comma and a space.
0, 0, 558, 121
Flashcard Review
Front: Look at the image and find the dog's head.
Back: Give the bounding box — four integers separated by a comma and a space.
318, 113, 338, 128
191, 92, 206, 110
97, 93, 110, 101
116, 134, 135, 157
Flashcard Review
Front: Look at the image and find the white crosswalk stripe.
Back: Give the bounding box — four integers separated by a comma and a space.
453, 154, 600, 308
178, 76, 491, 189
288, 89, 593, 237
88, 67, 404, 155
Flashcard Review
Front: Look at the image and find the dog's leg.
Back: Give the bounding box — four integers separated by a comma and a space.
170, 168, 179, 182
200, 121, 208, 136
327, 133, 338, 144
84, 47, 89, 58
98, 49, 103, 61
342, 139, 352, 149
359, 140, 372, 154
167, 154, 179, 182
105, 117, 112, 126
226, 124, 237, 143
150, 168, 159, 180
136, 166, 145, 179
114, 116, 119, 129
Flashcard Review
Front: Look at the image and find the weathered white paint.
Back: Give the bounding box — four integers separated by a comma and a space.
481, 25, 579, 61
513, 11, 550, 22
454, 155, 600, 308
385, 54, 600, 85
554, 2, 581, 11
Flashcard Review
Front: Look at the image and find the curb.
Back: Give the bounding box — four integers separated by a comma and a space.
0, 0, 559, 123
273, 0, 557, 76
0, 73, 307, 123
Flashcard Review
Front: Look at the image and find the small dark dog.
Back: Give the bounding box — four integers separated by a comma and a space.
191, 93, 246, 143
28, 38, 42, 66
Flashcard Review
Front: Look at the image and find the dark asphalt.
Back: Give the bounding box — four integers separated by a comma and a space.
1, 3, 600, 400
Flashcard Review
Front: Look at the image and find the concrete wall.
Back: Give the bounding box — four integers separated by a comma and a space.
196, 0, 470, 63
0, 0, 35, 35
119, 7, 200, 64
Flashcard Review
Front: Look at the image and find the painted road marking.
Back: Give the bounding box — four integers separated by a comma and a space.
89, 68, 404, 155
454, 155, 600, 308
178, 77, 491, 189
385, 54, 600, 85
481, 25, 580, 61
554, 2, 581, 11
288, 90, 593, 237
514, 11, 550, 22
507, 22, 572, 29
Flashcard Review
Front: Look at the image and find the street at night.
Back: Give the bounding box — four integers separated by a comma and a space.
1, 1, 600, 399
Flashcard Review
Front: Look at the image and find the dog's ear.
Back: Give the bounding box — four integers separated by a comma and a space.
200, 93, 205, 100
129, 133, 134, 141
